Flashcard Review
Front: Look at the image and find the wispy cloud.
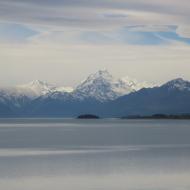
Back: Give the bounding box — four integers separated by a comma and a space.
0, 0, 190, 29
0, 23, 38, 43
0, 0, 190, 44
0, 0, 190, 86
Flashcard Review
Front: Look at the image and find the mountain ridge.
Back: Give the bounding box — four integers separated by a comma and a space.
102, 78, 190, 117
0, 72, 189, 118
0, 70, 152, 102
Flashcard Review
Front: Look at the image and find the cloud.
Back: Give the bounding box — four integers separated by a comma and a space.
0, 0, 190, 46
0, 23, 38, 43
176, 26, 190, 38
125, 25, 175, 32
0, 0, 190, 86
0, 0, 190, 29
27, 24, 190, 46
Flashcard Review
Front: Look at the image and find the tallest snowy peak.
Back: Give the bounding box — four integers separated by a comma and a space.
74, 70, 134, 102
73, 70, 155, 102
96, 69, 112, 77
86, 69, 113, 81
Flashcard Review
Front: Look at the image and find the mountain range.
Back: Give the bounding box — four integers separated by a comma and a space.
0, 70, 189, 118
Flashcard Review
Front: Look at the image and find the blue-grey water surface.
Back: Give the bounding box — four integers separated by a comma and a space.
0, 119, 190, 190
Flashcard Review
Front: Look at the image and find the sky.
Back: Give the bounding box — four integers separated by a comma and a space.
0, 0, 190, 87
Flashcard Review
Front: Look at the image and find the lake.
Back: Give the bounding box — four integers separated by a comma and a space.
0, 118, 190, 190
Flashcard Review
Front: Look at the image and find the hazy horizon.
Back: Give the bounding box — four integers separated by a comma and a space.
0, 69, 188, 89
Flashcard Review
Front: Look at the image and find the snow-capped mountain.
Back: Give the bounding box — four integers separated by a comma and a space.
0, 74, 190, 117
0, 80, 73, 100
0, 80, 74, 109
73, 70, 152, 102
15, 80, 57, 98
0, 80, 56, 108
104, 77, 190, 117
73, 70, 133, 101
0, 89, 31, 108
162, 78, 190, 91
0, 70, 154, 103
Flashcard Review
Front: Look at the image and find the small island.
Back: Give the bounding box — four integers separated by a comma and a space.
77, 114, 100, 119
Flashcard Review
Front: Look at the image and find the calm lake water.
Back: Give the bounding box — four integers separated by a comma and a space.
0, 119, 190, 190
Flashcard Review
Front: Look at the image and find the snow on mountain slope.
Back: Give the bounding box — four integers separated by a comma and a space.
39, 70, 155, 102
73, 70, 136, 102
15, 80, 56, 98
56, 86, 74, 93
0, 80, 54, 108
0, 80, 74, 108
162, 78, 190, 91
1, 80, 74, 100
0, 89, 31, 108
121, 76, 155, 91
0, 71, 155, 104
